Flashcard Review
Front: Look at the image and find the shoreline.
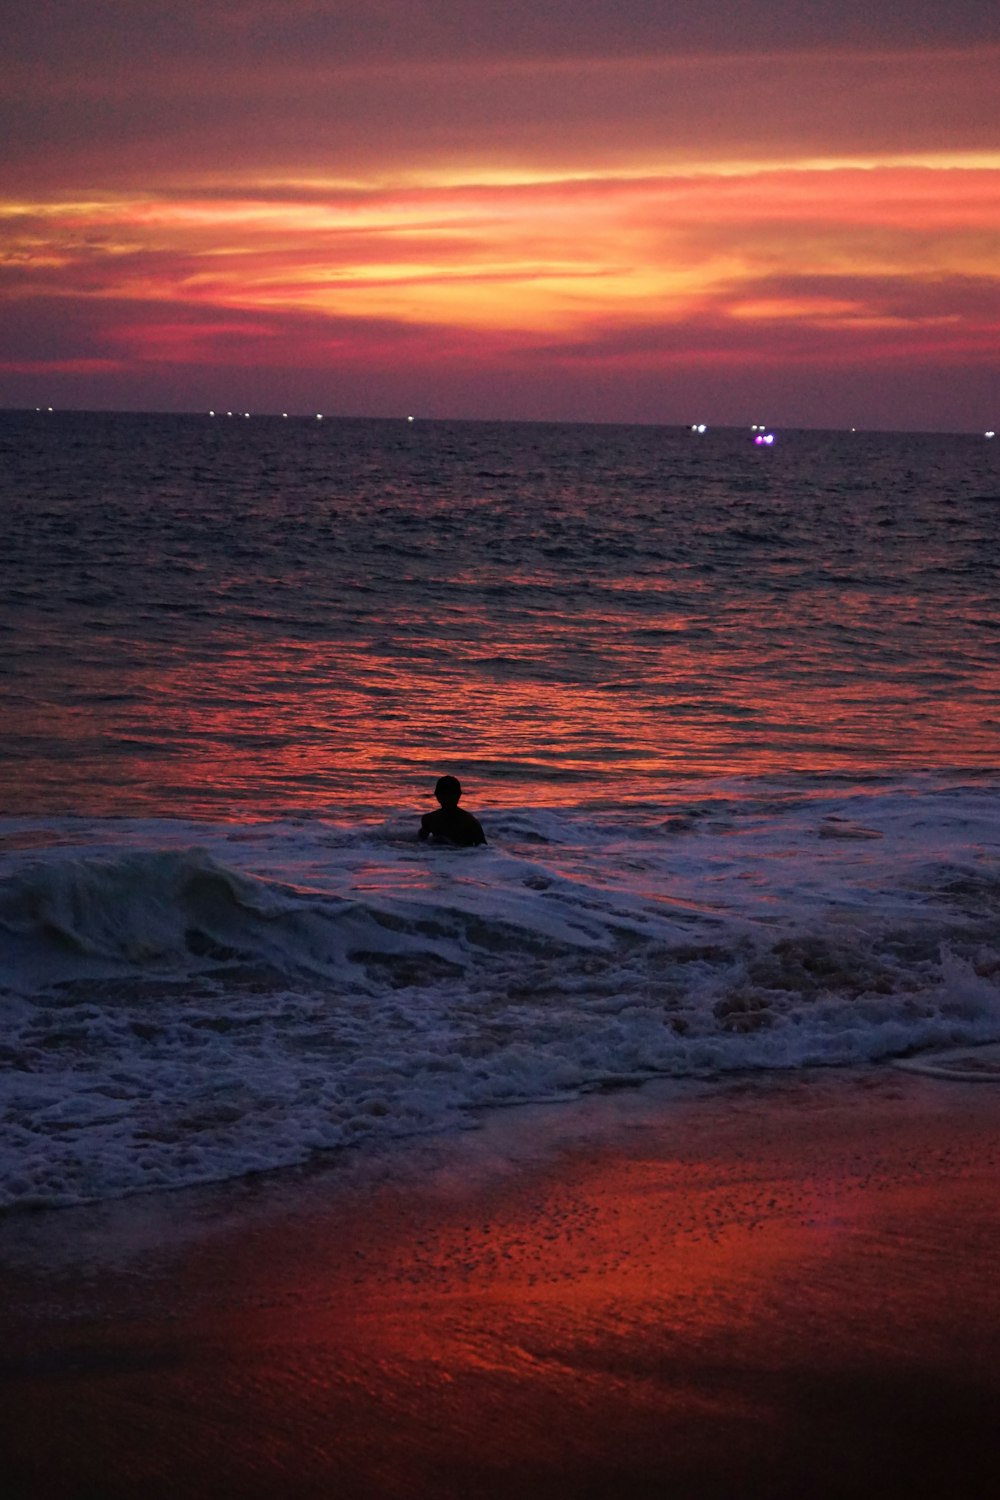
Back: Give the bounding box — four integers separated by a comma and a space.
3, 1064, 1000, 1498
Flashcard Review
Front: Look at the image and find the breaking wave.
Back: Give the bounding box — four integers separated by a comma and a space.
2, 779, 999, 1209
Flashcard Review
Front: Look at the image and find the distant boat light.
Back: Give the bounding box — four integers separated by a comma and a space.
407, 415, 415, 422
754, 432, 776, 445
691, 423, 707, 434
986, 430, 996, 439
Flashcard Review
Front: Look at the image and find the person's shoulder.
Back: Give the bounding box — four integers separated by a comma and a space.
461, 810, 487, 844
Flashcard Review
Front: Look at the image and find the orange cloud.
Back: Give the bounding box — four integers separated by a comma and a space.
3, 164, 998, 349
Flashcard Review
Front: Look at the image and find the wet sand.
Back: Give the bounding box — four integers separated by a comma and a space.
2, 1066, 1000, 1499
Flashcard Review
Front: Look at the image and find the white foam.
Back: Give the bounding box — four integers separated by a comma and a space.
1, 775, 998, 1209
893, 1042, 1000, 1081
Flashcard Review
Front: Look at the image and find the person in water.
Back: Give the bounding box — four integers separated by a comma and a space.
419, 775, 487, 847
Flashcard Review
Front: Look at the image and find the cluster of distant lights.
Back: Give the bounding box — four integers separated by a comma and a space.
206, 411, 417, 422
209, 410, 310, 419
689, 421, 998, 442
692, 422, 776, 444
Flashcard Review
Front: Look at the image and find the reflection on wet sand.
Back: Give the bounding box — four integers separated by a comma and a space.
3, 1070, 999, 1498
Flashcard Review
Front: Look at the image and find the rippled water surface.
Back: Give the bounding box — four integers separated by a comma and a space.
3, 412, 998, 815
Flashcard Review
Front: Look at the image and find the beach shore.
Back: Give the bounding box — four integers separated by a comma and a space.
2, 1065, 999, 1500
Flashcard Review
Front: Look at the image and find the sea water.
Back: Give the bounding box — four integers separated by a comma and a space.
2, 411, 999, 1209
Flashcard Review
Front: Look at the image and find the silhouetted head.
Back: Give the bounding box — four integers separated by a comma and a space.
434, 774, 462, 808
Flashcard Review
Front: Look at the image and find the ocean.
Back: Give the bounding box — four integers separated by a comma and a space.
2, 410, 999, 1210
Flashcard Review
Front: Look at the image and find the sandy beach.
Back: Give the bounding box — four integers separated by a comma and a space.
2, 1065, 999, 1500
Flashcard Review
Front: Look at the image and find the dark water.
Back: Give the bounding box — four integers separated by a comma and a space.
3, 411, 998, 817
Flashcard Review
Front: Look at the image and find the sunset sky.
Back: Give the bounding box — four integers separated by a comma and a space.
2, 1, 998, 429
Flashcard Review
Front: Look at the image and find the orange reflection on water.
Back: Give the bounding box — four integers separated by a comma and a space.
6, 608, 999, 817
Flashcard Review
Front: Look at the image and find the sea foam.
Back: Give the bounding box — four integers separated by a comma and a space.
2, 776, 999, 1210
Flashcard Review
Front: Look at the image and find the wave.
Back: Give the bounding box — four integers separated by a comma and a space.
0, 847, 407, 986
1, 782, 999, 1211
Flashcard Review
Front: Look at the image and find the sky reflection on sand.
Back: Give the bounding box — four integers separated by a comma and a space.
4, 1074, 999, 1497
